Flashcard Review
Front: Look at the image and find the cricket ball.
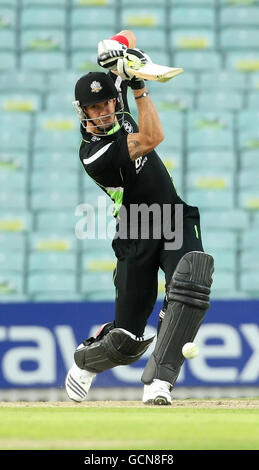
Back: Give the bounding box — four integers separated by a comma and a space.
182, 342, 199, 359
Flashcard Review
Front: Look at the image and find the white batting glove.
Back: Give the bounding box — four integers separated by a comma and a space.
97, 39, 126, 71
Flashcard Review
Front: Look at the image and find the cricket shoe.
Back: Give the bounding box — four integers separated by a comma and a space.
65, 362, 96, 402
142, 379, 172, 405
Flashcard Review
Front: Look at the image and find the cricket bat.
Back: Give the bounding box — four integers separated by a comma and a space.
125, 62, 184, 83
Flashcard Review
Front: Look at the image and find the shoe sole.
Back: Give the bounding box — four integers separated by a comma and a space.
143, 396, 171, 406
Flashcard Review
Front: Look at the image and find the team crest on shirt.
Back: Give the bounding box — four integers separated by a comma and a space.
123, 120, 133, 134
90, 81, 103, 93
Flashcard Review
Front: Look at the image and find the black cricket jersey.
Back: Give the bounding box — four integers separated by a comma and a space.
78, 73, 186, 224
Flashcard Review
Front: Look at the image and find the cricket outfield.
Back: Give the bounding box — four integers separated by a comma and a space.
0, 399, 259, 450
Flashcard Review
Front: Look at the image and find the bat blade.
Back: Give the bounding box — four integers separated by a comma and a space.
125, 62, 184, 82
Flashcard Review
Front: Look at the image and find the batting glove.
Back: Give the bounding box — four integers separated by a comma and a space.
117, 48, 151, 89
97, 39, 126, 71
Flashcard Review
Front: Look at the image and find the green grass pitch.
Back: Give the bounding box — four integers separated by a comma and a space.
1, 400, 259, 450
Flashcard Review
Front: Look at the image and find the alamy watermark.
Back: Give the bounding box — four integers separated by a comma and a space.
75, 196, 183, 250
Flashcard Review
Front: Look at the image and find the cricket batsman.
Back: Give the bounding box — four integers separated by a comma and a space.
65, 30, 214, 405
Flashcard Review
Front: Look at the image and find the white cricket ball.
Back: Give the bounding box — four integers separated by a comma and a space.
182, 342, 199, 359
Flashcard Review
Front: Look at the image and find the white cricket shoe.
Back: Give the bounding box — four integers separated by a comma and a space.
142, 379, 172, 405
65, 363, 96, 402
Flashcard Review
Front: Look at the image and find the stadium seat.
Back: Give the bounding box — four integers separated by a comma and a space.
237, 110, 259, 133
207, 250, 236, 272
0, 7, 16, 29
199, 71, 247, 91
201, 210, 249, 231
82, 251, 116, 273
31, 170, 79, 191
21, 7, 66, 28
0, 71, 46, 93
21, 29, 66, 51
247, 92, 259, 109
23, 0, 67, 5
121, 7, 166, 28
0, 251, 24, 272
210, 271, 237, 298
170, 29, 215, 50
45, 91, 76, 111
36, 211, 76, 231
72, 0, 116, 5
34, 130, 80, 151
151, 90, 194, 111
174, 51, 221, 71
70, 28, 115, 51
0, 232, 26, 251
186, 170, 234, 191
0, 129, 30, 151
186, 189, 235, 209
240, 150, 259, 170
0, 30, 15, 51
238, 189, 259, 211
220, 7, 259, 27
238, 169, 259, 189
130, 28, 166, 51
197, 91, 243, 110
21, 51, 67, 72
28, 230, 77, 252
0, 112, 31, 131
35, 112, 77, 132
70, 51, 103, 73
186, 110, 234, 131
48, 71, 81, 92
31, 189, 79, 211
238, 129, 259, 151
0, 190, 27, 209
170, 7, 215, 27
202, 230, 237, 251
148, 72, 197, 92
240, 271, 259, 298
28, 252, 77, 272
226, 52, 259, 72
33, 151, 80, 171
220, 28, 259, 50
0, 149, 29, 171
0, 273, 24, 298
240, 250, 259, 271
0, 171, 27, 190
27, 273, 77, 295
250, 73, 259, 90
71, 7, 116, 28
0, 52, 16, 70
0, 211, 32, 232
187, 129, 234, 150
81, 272, 115, 300
0, 92, 41, 112
188, 151, 236, 171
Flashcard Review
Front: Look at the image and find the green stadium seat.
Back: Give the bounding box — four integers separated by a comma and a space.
33, 150, 80, 171
0, 211, 32, 232
21, 7, 66, 28
0, 273, 24, 297
238, 189, 259, 211
170, 7, 215, 27
31, 292, 82, 302
188, 151, 235, 171
237, 110, 259, 132
154, 110, 184, 132
27, 273, 77, 295
238, 169, 259, 189
0, 92, 41, 112
202, 230, 237, 251
240, 228, 259, 249
187, 110, 234, 130
28, 230, 77, 252
28, 252, 77, 272
0, 171, 27, 190
238, 129, 259, 150
225, 52, 259, 72
82, 251, 116, 273
34, 130, 80, 151
250, 73, 259, 90
36, 211, 76, 231
0, 71, 46, 92
201, 210, 249, 231
148, 72, 197, 92
187, 129, 234, 150
197, 91, 243, 110
21, 29, 66, 51
199, 71, 247, 91
0, 232, 26, 251
186, 170, 234, 191
174, 51, 221, 71
0, 149, 29, 171
70, 51, 103, 73
220, 29, 259, 50
35, 112, 78, 132
71, 7, 116, 28
151, 90, 194, 111
207, 250, 236, 271
81, 272, 115, 300
0, 251, 24, 272
21, 51, 67, 72
170, 29, 215, 50
247, 92, 259, 109
31, 170, 79, 191
240, 150, 259, 170
210, 271, 237, 299
220, 7, 259, 26
0, 190, 27, 209
72, 0, 116, 5
130, 28, 166, 51
0, 0, 18, 6
170, 0, 215, 5
23, 0, 67, 5
240, 250, 259, 271
0, 30, 15, 51
70, 28, 115, 51
0, 8, 16, 29
45, 91, 75, 111
186, 189, 235, 209
0, 52, 16, 70
121, 7, 165, 28
48, 71, 81, 92
240, 271, 259, 298
0, 129, 30, 151
0, 112, 31, 131
31, 189, 79, 211
251, 212, 259, 228
121, 0, 165, 4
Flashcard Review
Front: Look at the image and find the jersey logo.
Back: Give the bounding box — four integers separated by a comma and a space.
123, 120, 134, 134
91, 81, 103, 93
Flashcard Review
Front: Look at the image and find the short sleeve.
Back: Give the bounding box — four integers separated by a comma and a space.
80, 135, 130, 175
